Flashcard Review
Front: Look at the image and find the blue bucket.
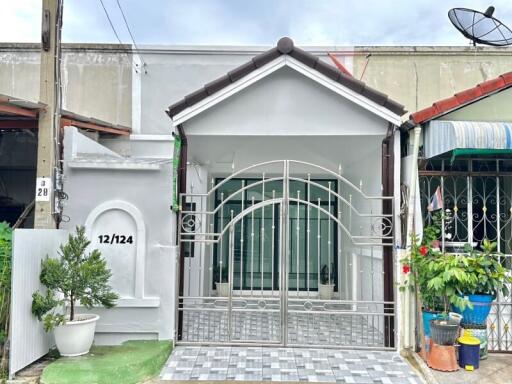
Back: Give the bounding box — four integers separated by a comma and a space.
422, 311, 442, 338
462, 295, 493, 325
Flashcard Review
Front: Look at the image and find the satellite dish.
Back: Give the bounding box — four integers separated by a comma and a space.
448, 6, 512, 46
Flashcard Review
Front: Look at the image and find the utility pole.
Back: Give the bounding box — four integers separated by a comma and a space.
35, 0, 63, 228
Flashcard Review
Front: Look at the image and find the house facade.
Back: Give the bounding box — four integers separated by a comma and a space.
4, 38, 512, 375
54, 37, 404, 349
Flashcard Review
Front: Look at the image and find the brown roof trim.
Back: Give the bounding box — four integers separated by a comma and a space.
61, 109, 131, 136
166, 37, 406, 119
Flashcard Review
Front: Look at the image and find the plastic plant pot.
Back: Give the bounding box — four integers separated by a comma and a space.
430, 319, 459, 346
422, 310, 443, 338
427, 340, 459, 372
461, 294, 493, 325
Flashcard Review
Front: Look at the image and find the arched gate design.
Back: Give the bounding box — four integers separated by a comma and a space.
177, 160, 395, 349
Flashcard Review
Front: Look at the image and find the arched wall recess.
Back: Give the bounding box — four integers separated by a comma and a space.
84, 200, 160, 307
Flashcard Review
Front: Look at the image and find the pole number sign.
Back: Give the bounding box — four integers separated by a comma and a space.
35, 177, 51, 202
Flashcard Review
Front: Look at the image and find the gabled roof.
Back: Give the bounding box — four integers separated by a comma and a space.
408, 71, 512, 126
166, 37, 406, 123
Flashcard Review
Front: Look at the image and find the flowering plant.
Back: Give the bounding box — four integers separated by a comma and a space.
400, 212, 473, 312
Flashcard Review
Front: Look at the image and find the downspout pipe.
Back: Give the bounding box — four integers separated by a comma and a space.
403, 126, 422, 351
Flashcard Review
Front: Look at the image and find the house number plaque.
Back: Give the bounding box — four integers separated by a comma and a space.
98, 234, 134, 244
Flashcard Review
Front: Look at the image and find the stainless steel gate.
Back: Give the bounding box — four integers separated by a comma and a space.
177, 160, 395, 349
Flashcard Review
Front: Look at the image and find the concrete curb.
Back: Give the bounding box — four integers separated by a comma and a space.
410, 352, 439, 384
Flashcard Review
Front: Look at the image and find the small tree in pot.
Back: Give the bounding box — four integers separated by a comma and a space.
319, 263, 335, 300
213, 263, 229, 297
31, 226, 118, 356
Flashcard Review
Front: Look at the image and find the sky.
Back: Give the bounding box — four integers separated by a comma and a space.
2, 0, 512, 46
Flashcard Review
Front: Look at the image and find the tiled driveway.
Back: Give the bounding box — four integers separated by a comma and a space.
160, 346, 422, 383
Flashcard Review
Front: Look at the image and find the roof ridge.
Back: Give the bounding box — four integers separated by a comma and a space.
166, 37, 406, 119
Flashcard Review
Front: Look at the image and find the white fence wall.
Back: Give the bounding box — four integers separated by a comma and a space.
9, 229, 68, 378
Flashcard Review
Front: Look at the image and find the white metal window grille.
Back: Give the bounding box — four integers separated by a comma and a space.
419, 158, 512, 352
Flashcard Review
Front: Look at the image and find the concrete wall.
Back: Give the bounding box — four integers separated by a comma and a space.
0, 43, 132, 127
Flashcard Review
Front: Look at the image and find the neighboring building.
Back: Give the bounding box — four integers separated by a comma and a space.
401, 71, 512, 353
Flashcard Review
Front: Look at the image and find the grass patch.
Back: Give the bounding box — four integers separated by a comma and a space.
41, 340, 172, 384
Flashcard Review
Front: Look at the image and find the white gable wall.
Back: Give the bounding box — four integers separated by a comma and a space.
184, 67, 388, 137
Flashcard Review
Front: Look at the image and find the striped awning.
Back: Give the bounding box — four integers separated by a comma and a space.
424, 120, 512, 158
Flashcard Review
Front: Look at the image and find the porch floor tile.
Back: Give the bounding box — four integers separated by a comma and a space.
160, 346, 422, 383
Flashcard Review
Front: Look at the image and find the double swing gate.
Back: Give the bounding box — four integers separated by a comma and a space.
177, 160, 395, 349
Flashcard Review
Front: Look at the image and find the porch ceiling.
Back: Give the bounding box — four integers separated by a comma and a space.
187, 135, 383, 177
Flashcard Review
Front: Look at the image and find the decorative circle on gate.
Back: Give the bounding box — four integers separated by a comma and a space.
370, 217, 393, 237
181, 214, 200, 233
304, 301, 313, 311
258, 300, 266, 309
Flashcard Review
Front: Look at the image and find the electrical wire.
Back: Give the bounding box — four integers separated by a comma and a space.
98, 0, 139, 73
115, 0, 148, 73
98, 0, 123, 46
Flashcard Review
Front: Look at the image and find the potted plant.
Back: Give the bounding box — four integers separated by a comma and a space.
421, 251, 477, 346
319, 263, 335, 300
213, 264, 229, 297
31, 226, 118, 356
456, 239, 512, 324
400, 216, 446, 338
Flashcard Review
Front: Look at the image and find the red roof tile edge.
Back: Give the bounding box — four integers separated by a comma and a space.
410, 71, 512, 125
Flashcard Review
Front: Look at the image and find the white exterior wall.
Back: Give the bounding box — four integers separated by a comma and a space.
61, 128, 176, 344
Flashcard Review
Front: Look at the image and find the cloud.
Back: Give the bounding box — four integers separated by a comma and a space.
0, 0, 41, 42
2, 0, 512, 46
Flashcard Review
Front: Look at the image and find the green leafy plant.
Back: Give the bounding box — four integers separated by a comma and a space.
399, 214, 472, 313
464, 239, 512, 297
0, 222, 12, 373
423, 252, 475, 313
31, 226, 118, 332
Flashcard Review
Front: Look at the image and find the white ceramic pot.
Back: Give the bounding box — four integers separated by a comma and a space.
54, 314, 99, 357
318, 284, 334, 300
215, 282, 230, 297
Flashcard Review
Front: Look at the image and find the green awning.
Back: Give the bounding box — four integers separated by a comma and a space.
450, 148, 512, 163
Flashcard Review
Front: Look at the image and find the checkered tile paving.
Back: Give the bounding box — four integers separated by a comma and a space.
160, 346, 422, 383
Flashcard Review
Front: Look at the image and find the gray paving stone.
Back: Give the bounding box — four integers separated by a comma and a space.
160, 346, 422, 383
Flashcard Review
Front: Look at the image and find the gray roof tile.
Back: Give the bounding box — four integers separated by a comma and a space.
167, 37, 406, 120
